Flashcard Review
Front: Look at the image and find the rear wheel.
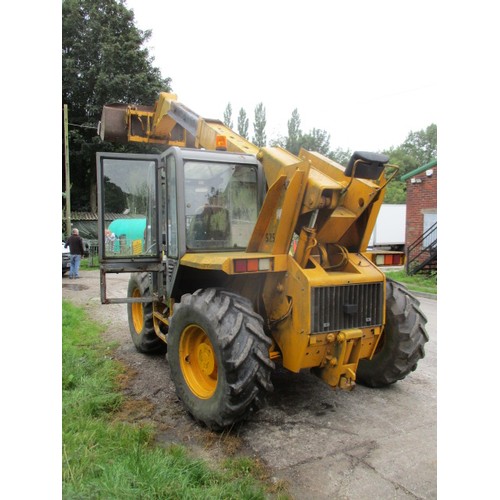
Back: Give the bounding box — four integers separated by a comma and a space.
127, 273, 167, 354
167, 288, 274, 430
357, 279, 429, 387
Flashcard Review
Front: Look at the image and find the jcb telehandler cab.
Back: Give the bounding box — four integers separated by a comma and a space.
97, 93, 428, 430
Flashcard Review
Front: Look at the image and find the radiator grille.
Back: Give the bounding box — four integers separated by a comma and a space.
311, 283, 383, 333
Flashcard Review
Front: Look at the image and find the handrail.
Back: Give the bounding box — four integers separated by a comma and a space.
406, 222, 437, 274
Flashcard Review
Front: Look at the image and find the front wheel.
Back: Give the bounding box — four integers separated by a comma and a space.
127, 273, 167, 354
357, 279, 429, 387
167, 289, 274, 430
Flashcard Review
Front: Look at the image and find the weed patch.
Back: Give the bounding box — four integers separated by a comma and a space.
384, 270, 437, 295
62, 301, 283, 498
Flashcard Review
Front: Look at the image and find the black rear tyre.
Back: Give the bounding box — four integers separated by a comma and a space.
127, 273, 167, 354
167, 288, 274, 430
357, 279, 429, 387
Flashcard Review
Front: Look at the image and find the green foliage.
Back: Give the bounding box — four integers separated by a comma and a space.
79, 257, 100, 270
402, 123, 437, 166
276, 109, 436, 207
383, 180, 406, 204
62, 301, 270, 499
252, 102, 267, 147
327, 147, 352, 166
63, 0, 171, 211
102, 175, 128, 212
276, 108, 334, 158
384, 123, 437, 178
272, 110, 437, 207
268, 135, 286, 148
382, 123, 437, 203
285, 108, 302, 155
300, 128, 331, 156
63, 0, 171, 124
384, 270, 437, 295
223, 102, 233, 129
237, 108, 249, 139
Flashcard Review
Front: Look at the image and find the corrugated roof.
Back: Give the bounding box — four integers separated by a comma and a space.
63, 212, 141, 221
401, 158, 437, 181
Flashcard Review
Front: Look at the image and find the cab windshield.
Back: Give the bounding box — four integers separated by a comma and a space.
184, 161, 259, 250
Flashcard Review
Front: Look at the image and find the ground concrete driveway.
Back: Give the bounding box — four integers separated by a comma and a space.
63, 272, 436, 499
242, 294, 436, 499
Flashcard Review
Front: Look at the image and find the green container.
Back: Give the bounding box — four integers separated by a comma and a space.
107, 218, 146, 253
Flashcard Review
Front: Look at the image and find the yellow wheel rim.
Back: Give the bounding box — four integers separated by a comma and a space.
179, 324, 218, 399
131, 288, 144, 334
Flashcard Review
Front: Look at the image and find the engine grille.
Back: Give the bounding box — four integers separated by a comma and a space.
311, 282, 383, 333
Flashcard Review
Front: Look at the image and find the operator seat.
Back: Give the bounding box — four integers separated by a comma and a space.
187, 205, 231, 248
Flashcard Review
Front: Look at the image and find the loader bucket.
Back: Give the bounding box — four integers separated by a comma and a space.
99, 103, 154, 144
99, 103, 129, 143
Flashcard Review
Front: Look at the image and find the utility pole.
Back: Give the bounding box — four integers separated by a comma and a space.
64, 104, 71, 238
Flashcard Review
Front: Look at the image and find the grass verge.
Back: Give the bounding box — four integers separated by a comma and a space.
384, 269, 437, 295
63, 300, 286, 499
79, 258, 99, 271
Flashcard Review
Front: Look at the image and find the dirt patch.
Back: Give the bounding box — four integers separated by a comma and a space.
62, 270, 249, 465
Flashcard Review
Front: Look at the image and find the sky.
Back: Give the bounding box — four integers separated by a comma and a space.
125, 0, 438, 153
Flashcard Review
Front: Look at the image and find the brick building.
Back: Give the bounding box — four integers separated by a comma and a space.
401, 159, 437, 273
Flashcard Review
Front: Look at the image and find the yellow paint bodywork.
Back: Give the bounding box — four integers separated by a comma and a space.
196, 119, 259, 155
261, 253, 385, 374
101, 92, 395, 391
179, 323, 218, 399
297, 149, 386, 251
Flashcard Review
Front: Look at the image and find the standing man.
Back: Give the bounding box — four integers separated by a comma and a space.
65, 228, 85, 279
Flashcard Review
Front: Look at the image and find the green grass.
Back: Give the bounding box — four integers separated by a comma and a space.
79, 257, 99, 270
384, 269, 437, 295
62, 301, 284, 499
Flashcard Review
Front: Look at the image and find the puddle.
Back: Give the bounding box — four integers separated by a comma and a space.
62, 283, 89, 291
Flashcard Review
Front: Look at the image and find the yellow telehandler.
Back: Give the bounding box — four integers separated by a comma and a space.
96, 92, 428, 430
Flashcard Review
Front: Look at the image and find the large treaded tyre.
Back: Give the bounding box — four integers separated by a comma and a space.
127, 273, 167, 354
357, 279, 429, 387
167, 288, 275, 430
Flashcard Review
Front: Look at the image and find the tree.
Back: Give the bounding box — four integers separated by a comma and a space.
280, 109, 333, 157
63, 0, 171, 125
401, 123, 437, 166
328, 147, 352, 166
300, 128, 331, 156
62, 0, 171, 211
382, 123, 437, 203
383, 180, 406, 204
269, 135, 286, 148
223, 103, 233, 129
237, 108, 249, 139
252, 102, 266, 147
383, 123, 437, 177
286, 108, 302, 155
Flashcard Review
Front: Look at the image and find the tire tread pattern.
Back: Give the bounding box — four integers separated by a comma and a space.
357, 279, 429, 387
168, 288, 274, 430
127, 272, 167, 354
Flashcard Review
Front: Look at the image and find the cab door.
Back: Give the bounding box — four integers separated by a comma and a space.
97, 152, 164, 304
162, 148, 182, 299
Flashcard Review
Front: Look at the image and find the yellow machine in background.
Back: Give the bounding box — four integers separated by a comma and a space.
97, 93, 428, 430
